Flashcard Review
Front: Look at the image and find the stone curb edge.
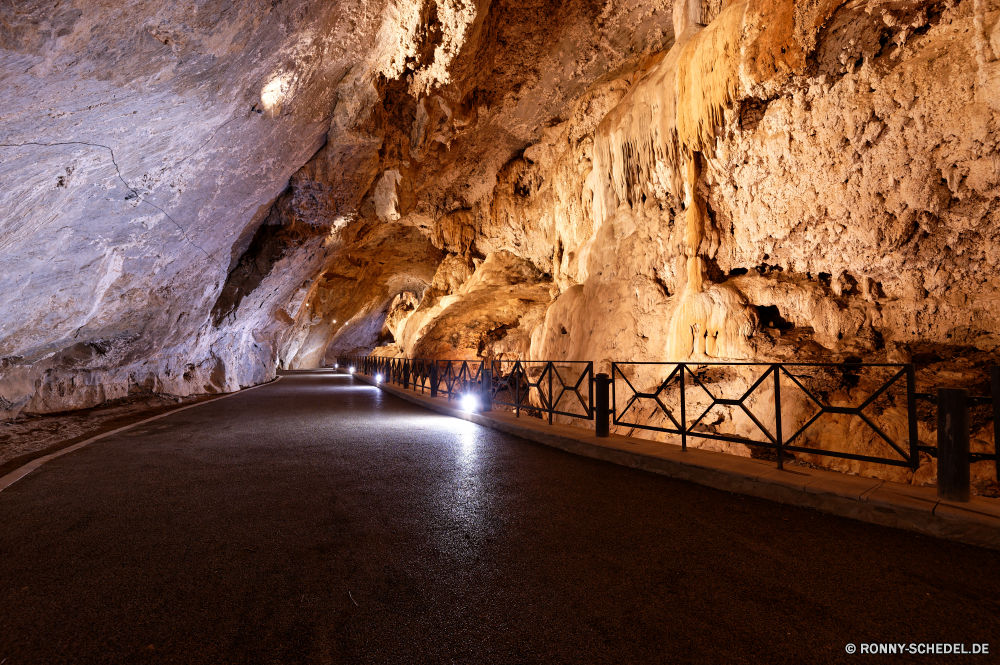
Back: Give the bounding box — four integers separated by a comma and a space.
354, 373, 1000, 551
0, 376, 283, 493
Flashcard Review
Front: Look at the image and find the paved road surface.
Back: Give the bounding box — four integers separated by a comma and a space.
1, 371, 998, 664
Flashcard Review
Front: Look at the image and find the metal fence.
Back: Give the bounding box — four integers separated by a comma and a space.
421, 359, 483, 399
490, 360, 593, 423
336, 355, 998, 499
338, 356, 593, 423
612, 361, 917, 471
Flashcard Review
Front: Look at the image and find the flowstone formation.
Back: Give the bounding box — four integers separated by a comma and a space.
2, 0, 1000, 489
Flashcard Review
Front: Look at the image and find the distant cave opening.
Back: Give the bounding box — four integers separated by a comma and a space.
754, 263, 784, 275
755, 305, 793, 330
841, 272, 859, 294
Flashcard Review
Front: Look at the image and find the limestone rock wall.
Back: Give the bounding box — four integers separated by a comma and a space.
0, 0, 395, 416
2, 0, 999, 489
314, 0, 1000, 489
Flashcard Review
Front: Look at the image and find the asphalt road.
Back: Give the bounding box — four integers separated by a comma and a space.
1, 370, 998, 664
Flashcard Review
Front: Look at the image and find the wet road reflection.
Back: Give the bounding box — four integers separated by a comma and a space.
437, 418, 489, 556
1, 371, 998, 664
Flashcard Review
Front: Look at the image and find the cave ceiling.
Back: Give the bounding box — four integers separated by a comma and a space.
2, 0, 1000, 436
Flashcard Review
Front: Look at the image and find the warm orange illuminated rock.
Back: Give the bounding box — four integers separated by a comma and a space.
1, 0, 999, 491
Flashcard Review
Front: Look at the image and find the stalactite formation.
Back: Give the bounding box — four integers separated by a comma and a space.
2, 0, 1000, 490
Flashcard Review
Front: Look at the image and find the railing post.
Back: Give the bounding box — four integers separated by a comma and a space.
403, 359, 410, 389
548, 363, 554, 425
481, 364, 493, 412
907, 364, 919, 471
430, 362, 439, 397
937, 388, 970, 502
774, 364, 783, 470
595, 373, 611, 437
611, 364, 617, 429
992, 366, 1000, 483
679, 364, 687, 452
514, 364, 521, 418
588, 362, 595, 417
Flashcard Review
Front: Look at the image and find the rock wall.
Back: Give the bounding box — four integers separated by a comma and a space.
0, 0, 395, 414
320, 0, 1000, 489
2, 0, 999, 488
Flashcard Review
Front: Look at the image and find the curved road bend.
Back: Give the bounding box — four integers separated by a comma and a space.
0, 370, 998, 664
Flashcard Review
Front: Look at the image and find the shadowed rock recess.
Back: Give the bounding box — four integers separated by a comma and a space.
2, 0, 1000, 489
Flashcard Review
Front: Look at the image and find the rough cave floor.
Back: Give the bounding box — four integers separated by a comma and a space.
0, 371, 998, 663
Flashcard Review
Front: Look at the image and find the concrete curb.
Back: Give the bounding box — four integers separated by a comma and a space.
0, 377, 283, 493
354, 373, 1000, 550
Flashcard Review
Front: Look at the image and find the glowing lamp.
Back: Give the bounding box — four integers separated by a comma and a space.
459, 394, 481, 413
349, 366, 355, 374
375, 373, 384, 384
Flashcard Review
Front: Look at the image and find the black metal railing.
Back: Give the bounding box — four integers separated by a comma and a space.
437, 359, 483, 399
611, 361, 917, 471
490, 360, 594, 423
911, 367, 1000, 501
337, 355, 593, 423
341, 355, 484, 400
335, 355, 998, 500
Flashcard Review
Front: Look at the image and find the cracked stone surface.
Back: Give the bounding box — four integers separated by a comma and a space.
2, 0, 999, 492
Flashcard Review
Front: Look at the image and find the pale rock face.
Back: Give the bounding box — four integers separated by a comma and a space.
378, 250, 552, 361
373, 170, 403, 222
0, 0, 394, 414
2, 0, 1000, 490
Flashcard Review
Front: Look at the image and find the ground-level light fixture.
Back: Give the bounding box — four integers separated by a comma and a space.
334, 363, 339, 369
375, 373, 384, 383
459, 393, 481, 412
349, 366, 355, 374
